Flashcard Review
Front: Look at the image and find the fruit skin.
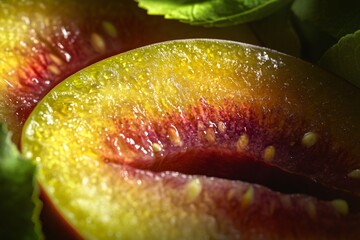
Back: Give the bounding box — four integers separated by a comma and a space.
22, 39, 360, 239
38, 188, 82, 240
0, 0, 259, 145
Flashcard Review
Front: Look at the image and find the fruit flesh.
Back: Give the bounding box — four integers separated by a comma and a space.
22, 40, 360, 239
0, 0, 259, 144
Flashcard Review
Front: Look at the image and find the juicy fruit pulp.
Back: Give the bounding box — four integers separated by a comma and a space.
0, 0, 258, 144
22, 40, 360, 239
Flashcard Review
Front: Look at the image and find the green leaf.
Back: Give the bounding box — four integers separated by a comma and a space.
0, 124, 43, 240
250, 4, 301, 56
292, 0, 360, 39
137, 0, 292, 27
319, 30, 360, 88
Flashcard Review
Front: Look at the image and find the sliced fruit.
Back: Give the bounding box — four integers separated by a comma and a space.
0, 0, 259, 144
22, 40, 360, 239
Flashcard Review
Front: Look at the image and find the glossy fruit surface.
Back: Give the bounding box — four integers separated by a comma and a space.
22, 39, 360, 239
0, 0, 258, 144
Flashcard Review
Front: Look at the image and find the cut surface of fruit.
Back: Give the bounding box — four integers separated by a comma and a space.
22, 40, 360, 239
0, 0, 259, 144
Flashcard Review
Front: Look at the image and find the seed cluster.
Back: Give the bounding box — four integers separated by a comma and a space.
101, 98, 356, 187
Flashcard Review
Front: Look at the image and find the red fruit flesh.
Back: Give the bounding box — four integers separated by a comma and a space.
103, 99, 360, 212
0, 0, 259, 144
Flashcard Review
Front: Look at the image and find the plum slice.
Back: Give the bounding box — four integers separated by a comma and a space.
0, 0, 258, 144
22, 40, 360, 239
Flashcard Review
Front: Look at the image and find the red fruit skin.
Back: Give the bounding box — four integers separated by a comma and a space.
39, 188, 82, 240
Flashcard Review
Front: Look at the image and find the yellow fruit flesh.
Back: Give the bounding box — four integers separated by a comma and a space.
22, 40, 360, 239
23, 40, 251, 239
